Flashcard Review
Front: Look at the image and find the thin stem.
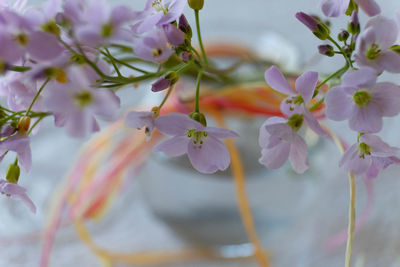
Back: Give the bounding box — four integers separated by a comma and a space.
194, 70, 203, 113
345, 173, 356, 267
9, 66, 31, 72
102, 52, 149, 74
105, 48, 122, 77
194, 10, 208, 66
158, 85, 174, 109
309, 97, 325, 112
327, 36, 353, 68
190, 46, 202, 61
27, 116, 46, 135
316, 64, 349, 90
26, 78, 50, 116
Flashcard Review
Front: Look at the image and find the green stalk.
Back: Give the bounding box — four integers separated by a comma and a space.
194, 10, 208, 66
26, 78, 50, 116
194, 70, 203, 113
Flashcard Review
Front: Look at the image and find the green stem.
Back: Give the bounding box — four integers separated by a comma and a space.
27, 116, 46, 135
159, 85, 174, 109
26, 78, 50, 116
105, 48, 122, 77
316, 64, 349, 90
194, 10, 208, 66
101, 51, 149, 74
194, 70, 203, 113
327, 36, 353, 68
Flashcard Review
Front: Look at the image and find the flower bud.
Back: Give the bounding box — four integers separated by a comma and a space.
348, 11, 360, 34
338, 30, 349, 42
295, 12, 330, 40
318, 44, 334, 57
188, 0, 204, 10
180, 51, 192, 62
189, 112, 207, 126
151, 72, 179, 92
18, 116, 30, 134
163, 24, 185, 46
179, 15, 192, 39
6, 163, 20, 184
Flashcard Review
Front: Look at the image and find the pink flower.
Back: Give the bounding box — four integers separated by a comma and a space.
264, 66, 327, 136
0, 179, 36, 213
154, 113, 239, 174
131, 0, 187, 34
339, 134, 400, 179
325, 67, 400, 133
258, 116, 309, 174
133, 27, 174, 62
125, 110, 156, 137
354, 16, 400, 73
43, 66, 120, 138
320, 0, 380, 17
0, 135, 32, 172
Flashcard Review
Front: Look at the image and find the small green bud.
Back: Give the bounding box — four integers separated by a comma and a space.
6, 163, 20, 184
41, 20, 61, 35
345, 0, 358, 16
318, 44, 334, 57
189, 112, 207, 126
338, 30, 349, 42
188, 0, 204, 10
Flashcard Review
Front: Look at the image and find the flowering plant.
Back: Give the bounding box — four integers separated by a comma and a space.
1, 0, 400, 266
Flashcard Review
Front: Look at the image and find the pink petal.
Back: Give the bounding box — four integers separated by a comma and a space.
342, 67, 377, 88
325, 86, 353, 121
259, 141, 290, 169
153, 135, 189, 157
265, 66, 295, 95
339, 144, 371, 174
355, 0, 381, 17
321, 0, 350, 17
365, 16, 397, 49
155, 113, 203, 136
125, 111, 152, 129
27, 31, 64, 61
303, 108, 327, 136
377, 51, 400, 73
373, 82, 400, 117
295, 71, 318, 103
187, 136, 230, 174
360, 134, 399, 157
205, 127, 239, 138
349, 104, 382, 133
288, 134, 309, 174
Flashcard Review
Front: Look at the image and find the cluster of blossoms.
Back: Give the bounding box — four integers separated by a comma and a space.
258, 0, 400, 181
0, 0, 241, 211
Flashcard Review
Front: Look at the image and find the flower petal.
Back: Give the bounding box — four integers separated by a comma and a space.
265, 66, 295, 95
259, 141, 290, 169
155, 113, 203, 136
341, 67, 377, 88
295, 71, 318, 103
356, 0, 380, 16
288, 134, 309, 173
373, 82, 400, 117
339, 144, 371, 174
303, 108, 327, 136
360, 134, 399, 157
205, 126, 239, 138
153, 135, 189, 157
349, 104, 382, 133
325, 86, 353, 121
321, 0, 350, 17
377, 51, 400, 73
187, 136, 230, 174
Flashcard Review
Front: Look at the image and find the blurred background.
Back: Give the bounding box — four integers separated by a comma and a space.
1, 0, 400, 266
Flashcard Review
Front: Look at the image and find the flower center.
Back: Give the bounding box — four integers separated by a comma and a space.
152, 47, 163, 58
187, 129, 208, 149
285, 95, 304, 111
101, 23, 114, 38
366, 43, 381, 60
358, 142, 372, 158
74, 90, 93, 108
152, 0, 169, 14
41, 20, 60, 35
353, 90, 370, 107
287, 113, 303, 131
15, 32, 29, 46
